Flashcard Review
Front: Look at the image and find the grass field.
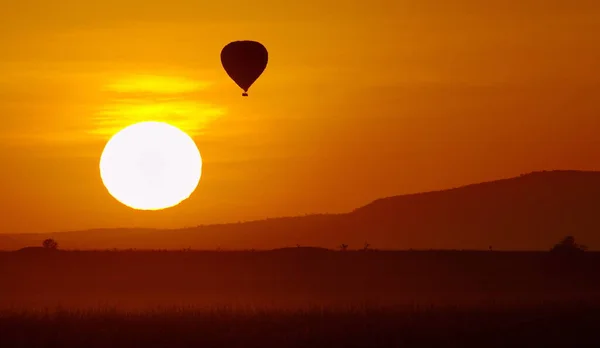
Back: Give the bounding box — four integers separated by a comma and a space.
1, 249, 598, 347
1, 303, 598, 347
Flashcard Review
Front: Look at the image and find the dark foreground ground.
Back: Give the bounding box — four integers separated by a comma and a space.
1, 249, 599, 347
1, 304, 599, 347
2, 248, 599, 308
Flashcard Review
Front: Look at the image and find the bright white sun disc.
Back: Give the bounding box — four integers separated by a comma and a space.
99, 121, 202, 210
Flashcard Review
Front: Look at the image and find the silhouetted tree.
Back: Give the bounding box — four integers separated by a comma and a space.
339, 244, 348, 251
551, 236, 587, 253
363, 242, 370, 251
42, 238, 58, 250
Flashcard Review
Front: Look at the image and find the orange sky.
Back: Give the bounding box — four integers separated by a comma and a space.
0, 0, 599, 233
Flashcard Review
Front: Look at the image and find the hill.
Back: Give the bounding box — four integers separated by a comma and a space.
1, 170, 599, 250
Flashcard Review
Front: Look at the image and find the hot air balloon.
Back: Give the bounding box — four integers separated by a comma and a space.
220, 40, 268, 97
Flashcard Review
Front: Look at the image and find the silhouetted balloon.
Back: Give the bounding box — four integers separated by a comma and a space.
220, 41, 268, 97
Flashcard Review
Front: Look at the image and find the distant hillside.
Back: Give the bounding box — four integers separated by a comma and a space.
1, 170, 599, 251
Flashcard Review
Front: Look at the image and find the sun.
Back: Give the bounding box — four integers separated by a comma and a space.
99, 121, 202, 210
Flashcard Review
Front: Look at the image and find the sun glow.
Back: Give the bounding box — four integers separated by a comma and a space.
99, 121, 202, 210
92, 74, 225, 138
104, 75, 210, 94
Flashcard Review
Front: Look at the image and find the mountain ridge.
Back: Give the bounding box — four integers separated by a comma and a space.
1, 170, 598, 251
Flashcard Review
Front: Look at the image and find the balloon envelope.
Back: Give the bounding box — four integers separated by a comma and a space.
220, 41, 268, 96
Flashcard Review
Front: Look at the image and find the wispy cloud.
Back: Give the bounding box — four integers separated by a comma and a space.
103, 75, 210, 94
92, 74, 225, 138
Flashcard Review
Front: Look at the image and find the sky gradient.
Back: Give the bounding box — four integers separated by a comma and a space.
1, 0, 599, 233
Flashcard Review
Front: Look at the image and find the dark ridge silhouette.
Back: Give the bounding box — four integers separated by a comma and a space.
1, 170, 599, 251
269, 246, 331, 253
15, 246, 58, 253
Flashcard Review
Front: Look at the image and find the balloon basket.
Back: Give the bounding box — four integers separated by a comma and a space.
242, 92, 248, 97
